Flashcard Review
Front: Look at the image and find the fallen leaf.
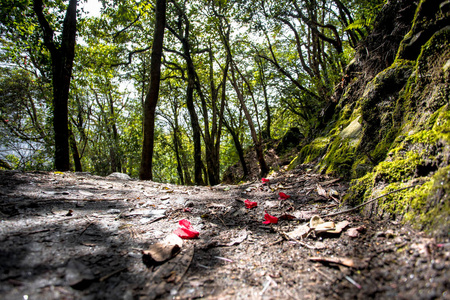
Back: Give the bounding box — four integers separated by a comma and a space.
278, 192, 291, 200
309, 215, 325, 228
328, 188, 339, 198
286, 224, 311, 239
145, 245, 194, 299
346, 225, 366, 238
263, 212, 278, 224
309, 215, 349, 234
279, 213, 296, 220
315, 221, 336, 232
326, 220, 350, 234
142, 234, 184, 267
174, 219, 199, 239
244, 199, 258, 209
262, 178, 270, 184
294, 210, 319, 220
316, 184, 328, 198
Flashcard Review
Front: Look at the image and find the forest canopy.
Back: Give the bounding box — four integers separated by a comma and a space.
0, 0, 384, 184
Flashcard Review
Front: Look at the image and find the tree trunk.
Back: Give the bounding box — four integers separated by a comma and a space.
139, 0, 166, 180
33, 0, 77, 171
223, 120, 249, 178
69, 126, 82, 172
185, 77, 204, 185
181, 36, 204, 185
108, 91, 121, 172
229, 63, 269, 177
173, 126, 184, 185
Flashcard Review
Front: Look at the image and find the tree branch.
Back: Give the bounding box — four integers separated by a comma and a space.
110, 46, 152, 67
33, 0, 57, 55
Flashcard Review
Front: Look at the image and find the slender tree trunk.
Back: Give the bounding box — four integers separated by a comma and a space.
173, 126, 184, 185
108, 91, 121, 172
139, 0, 166, 180
69, 126, 82, 172
33, 0, 77, 171
166, 3, 206, 185
181, 37, 204, 185
185, 77, 204, 185
223, 120, 249, 178
255, 58, 271, 140
229, 63, 269, 177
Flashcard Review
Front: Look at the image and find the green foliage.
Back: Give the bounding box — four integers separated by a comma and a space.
0, 0, 386, 181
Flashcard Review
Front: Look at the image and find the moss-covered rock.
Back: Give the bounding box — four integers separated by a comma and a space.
294, 0, 450, 237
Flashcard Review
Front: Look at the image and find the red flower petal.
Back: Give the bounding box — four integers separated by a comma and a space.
174, 227, 199, 239
278, 192, 290, 200
261, 178, 270, 184
263, 212, 278, 224
174, 219, 199, 239
244, 199, 258, 209
179, 219, 192, 228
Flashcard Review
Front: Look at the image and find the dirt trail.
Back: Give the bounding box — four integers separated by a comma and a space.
0, 170, 448, 299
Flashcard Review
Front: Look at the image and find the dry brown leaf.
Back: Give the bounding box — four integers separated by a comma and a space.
142, 234, 183, 267
310, 215, 325, 228
293, 210, 319, 220
315, 221, 336, 232
316, 184, 328, 198
287, 224, 311, 240
346, 225, 366, 238
326, 220, 350, 234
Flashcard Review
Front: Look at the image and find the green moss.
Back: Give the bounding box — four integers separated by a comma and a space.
374, 151, 423, 183
288, 137, 330, 170
322, 139, 356, 177
421, 166, 450, 237
375, 166, 450, 237
344, 172, 375, 206
431, 107, 450, 142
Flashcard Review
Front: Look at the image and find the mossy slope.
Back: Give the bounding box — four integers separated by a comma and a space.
290, 0, 450, 238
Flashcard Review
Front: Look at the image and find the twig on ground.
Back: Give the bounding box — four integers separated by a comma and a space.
276, 229, 317, 249
79, 222, 93, 236
344, 275, 361, 289
147, 215, 166, 225
324, 183, 423, 217
99, 267, 127, 282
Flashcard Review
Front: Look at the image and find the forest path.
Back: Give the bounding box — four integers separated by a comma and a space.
0, 170, 448, 299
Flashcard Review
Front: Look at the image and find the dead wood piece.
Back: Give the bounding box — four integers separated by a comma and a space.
309, 256, 368, 269
320, 178, 341, 186
99, 267, 127, 282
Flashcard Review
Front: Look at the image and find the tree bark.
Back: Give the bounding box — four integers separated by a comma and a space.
139, 0, 166, 180
69, 126, 82, 172
229, 63, 269, 177
165, 2, 205, 185
33, 0, 77, 171
185, 72, 204, 185
223, 119, 248, 178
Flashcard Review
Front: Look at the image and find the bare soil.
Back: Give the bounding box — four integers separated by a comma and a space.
0, 169, 448, 299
